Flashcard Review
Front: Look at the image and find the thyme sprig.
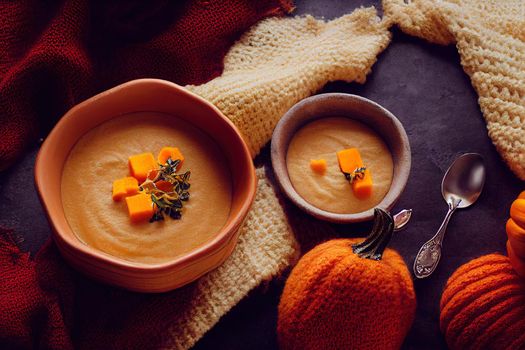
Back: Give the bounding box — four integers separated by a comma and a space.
343, 166, 367, 183
139, 157, 191, 223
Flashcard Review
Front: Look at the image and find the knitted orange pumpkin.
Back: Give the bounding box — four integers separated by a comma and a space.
440, 254, 525, 350
278, 209, 416, 350
505, 190, 525, 277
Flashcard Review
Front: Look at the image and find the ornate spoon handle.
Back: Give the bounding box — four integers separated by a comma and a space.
413, 202, 457, 278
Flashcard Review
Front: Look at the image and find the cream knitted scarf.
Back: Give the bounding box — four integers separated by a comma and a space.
383, 0, 525, 179
166, 2, 525, 348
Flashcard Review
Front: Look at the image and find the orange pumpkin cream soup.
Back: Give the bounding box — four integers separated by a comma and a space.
61, 113, 232, 264
286, 117, 393, 214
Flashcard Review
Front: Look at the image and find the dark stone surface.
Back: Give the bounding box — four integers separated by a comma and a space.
1, 0, 523, 349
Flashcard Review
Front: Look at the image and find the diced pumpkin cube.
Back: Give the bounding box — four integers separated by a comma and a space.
337, 148, 373, 198
158, 147, 184, 170
112, 177, 139, 201
310, 159, 327, 175
129, 152, 158, 183
353, 168, 373, 198
337, 148, 363, 174
125, 193, 154, 223
519, 191, 525, 200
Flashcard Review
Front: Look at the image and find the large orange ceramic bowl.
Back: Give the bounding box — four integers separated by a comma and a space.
35, 79, 257, 293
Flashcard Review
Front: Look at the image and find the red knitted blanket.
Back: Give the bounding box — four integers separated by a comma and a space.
0, 0, 292, 348
0, 0, 292, 170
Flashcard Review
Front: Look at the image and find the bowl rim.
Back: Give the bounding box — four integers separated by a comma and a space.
271, 93, 411, 223
35, 78, 257, 272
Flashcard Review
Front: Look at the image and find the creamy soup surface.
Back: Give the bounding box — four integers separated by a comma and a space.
61, 113, 232, 264
286, 117, 394, 214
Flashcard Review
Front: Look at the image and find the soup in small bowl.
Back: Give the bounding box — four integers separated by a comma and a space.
271, 93, 410, 223
35, 79, 256, 292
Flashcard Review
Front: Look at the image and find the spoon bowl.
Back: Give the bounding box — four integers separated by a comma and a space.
442, 153, 486, 208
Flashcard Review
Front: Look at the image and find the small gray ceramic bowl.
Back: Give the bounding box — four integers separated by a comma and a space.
271, 93, 411, 223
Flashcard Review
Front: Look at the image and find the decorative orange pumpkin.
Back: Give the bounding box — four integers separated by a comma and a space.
507, 241, 525, 279
440, 254, 525, 350
505, 191, 525, 275
506, 218, 525, 258
277, 209, 416, 350
510, 198, 525, 227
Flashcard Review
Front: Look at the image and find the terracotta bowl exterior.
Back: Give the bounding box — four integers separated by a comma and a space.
271, 93, 411, 223
35, 79, 257, 293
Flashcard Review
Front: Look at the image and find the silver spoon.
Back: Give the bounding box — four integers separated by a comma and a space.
413, 153, 486, 278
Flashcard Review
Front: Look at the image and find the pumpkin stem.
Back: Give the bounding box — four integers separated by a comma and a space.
352, 208, 394, 260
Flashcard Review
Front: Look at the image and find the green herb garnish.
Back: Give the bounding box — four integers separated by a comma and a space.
139, 157, 191, 223
343, 166, 367, 183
